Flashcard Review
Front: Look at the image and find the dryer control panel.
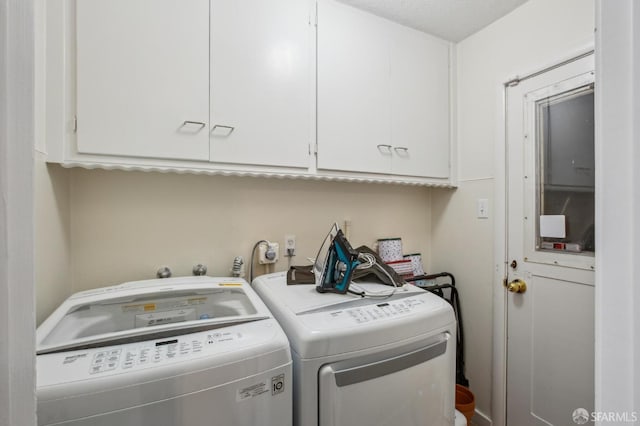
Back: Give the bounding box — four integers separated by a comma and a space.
329, 297, 427, 324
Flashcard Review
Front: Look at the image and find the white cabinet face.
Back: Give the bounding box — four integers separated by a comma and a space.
76, 0, 210, 161
390, 25, 450, 178
316, 0, 392, 174
56, 0, 453, 185
316, 0, 450, 179
210, 0, 312, 168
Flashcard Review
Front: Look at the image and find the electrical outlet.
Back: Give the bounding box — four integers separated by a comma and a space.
258, 242, 279, 264
284, 234, 296, 256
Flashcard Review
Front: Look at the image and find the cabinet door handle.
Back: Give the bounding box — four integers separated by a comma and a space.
377, 144, 392, 153
182, 120, 206, 129
394, 146, 409, 153
212, 124, 235, 136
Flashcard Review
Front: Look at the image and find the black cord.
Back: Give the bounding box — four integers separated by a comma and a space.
249, 240, 269, 283
348, 289, 365, 297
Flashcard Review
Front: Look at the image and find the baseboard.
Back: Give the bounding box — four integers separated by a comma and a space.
470, 408, 492, 426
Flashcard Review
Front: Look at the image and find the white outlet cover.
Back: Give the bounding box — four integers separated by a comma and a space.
284, 235, 296, 250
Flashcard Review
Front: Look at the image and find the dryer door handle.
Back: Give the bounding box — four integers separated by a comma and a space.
329, 333, 450, 387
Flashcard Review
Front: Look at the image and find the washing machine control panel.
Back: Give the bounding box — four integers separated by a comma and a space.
329, 297, 427, 324
87, 330, 242, 374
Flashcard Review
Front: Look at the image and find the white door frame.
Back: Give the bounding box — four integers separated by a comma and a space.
0, 0, 37, 425
593, 0, 640, 419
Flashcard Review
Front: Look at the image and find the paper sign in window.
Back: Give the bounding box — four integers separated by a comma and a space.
539, 215, 566, 238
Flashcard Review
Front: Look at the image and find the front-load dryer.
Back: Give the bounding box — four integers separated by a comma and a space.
36, 276, 292, 426
252, 272, 457, 426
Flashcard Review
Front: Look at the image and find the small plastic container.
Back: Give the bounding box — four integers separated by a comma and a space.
455, 384, 475, 424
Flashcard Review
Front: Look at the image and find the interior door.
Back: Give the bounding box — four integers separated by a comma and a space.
506, 54, 595, 426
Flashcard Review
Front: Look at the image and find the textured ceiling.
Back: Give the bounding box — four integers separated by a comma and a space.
336, 0, 529, 42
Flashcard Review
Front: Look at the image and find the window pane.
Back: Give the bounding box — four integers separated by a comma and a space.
536, 86, 595, 254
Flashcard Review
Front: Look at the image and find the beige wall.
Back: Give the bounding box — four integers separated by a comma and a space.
431, 180, 494, 416
35, 154, 71, 325
430, 0, 595, 421
36, 165, 435, 321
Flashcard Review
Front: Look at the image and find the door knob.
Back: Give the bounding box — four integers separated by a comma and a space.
507, 278, 527, 293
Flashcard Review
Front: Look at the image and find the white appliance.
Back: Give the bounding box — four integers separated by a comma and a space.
36, 276, 292, 426
252, 272, 457, 426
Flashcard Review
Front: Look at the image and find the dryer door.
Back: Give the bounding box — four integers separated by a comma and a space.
318, 332, 454, 426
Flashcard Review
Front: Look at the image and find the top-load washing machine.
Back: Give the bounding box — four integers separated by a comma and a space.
252, 272, 457, 426
36, 276, 292, 426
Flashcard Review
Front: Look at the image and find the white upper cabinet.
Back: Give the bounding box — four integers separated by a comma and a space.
76, 0, 210, 161
390, 24, 450, 178
317, 0, 451, 179
46, 0, 455, 186
75, 0, 312, 168
210, 0, 312, 168
316, 0, 392, 174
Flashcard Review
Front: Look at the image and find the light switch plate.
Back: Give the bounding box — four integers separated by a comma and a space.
477, 198, 489, 218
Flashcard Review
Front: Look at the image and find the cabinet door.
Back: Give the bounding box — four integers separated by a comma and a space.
317, 0, 392, 174
76, 0, 210, 160
390, 25, 450, 178
210, 0, 312, 168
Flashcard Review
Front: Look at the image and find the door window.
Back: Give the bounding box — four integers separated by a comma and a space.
535, 85, 595, 255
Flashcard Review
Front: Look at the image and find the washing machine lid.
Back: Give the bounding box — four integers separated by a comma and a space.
37, 277, 270, 354
252, 272, 456, 358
